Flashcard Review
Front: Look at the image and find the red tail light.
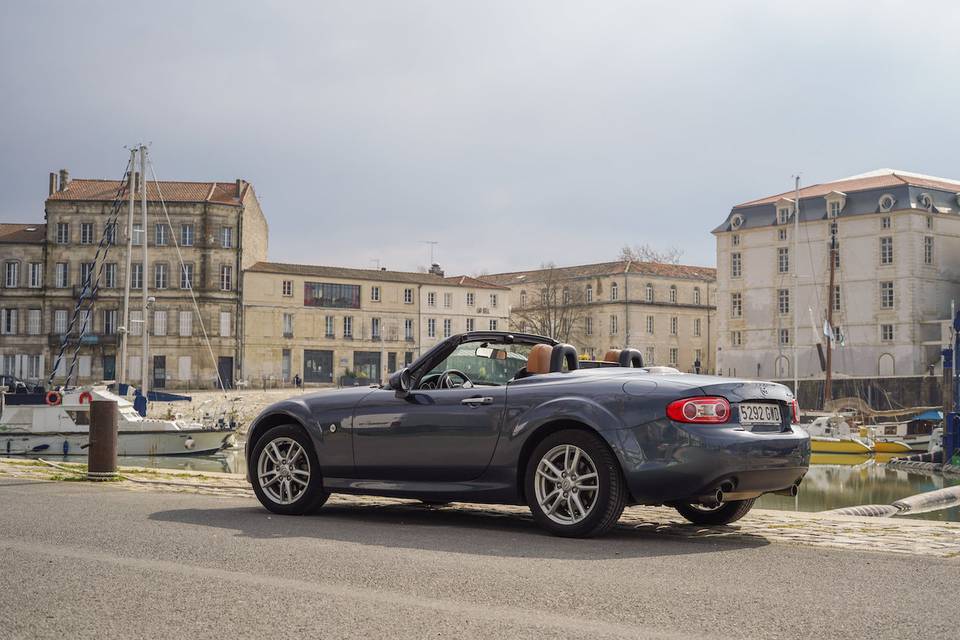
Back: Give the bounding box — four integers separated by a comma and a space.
666, 397, 731, 424
790, 399, 800, 424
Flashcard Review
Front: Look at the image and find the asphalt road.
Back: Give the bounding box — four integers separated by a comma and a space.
0, 479, 954, 640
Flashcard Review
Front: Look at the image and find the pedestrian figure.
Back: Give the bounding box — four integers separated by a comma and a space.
294, 373, 302, 389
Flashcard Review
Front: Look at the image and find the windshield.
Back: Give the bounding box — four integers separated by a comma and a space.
427, 342, 532, 386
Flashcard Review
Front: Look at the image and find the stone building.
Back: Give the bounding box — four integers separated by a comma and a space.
713, 169, 960, 380
484, 261, 717, 372
0, 223, 48, 381
241, 262, 510, 386
11, 169, 268, 389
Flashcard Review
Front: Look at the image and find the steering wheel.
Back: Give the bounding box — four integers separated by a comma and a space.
438, 369, 472, 389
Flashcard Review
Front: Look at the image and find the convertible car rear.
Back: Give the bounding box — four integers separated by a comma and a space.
246, 331, 810, 537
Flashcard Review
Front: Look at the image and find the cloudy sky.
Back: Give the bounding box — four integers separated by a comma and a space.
2, 1, 958, 275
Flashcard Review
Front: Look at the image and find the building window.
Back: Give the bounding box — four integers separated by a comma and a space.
371, 286, 381, 302
155, 223, 168, 246
466, 292, 475, 306
103, 309, 117, 335
880, 281, 894, 309
180, 263, 193, 290
4, 262, 19, 288
22, 263, 45, 294
731, 252, 742, 278
778, 228, 787, 241
283, 313, 294, 338
610, 315, 618, 335
879, 236, 893, 265
610, 282, 619, 301
834, 244, 841, 269
646, 315, 654, 334
179, 311, 193, 337
343, 316, 353, 338
282, 280, 293, 296
104, 263, 117, 288
181, 224, 195, 247
585, 285, 593, 303
731, 234, 740, 247
880, 324, 894, 342
0, 309, 17, 335
427, 318, 436, 338
105, 222, 117, 245
490, 294, 498, 308
219, 311, 232, 338
132, 223, 143, 246
427, 292, 436, 307
777, 288, 790, 315
927, 216, 934, 230
54, 309, 68, 334
129, 310, 143, 336
881, 216, 891, 230
731, 292, 742, 318
154, 263, 168, 290
303, 282, 360, 308
645, 284, 654, 302
668, 348, 678, 367
669, 285, 677, 303
443, 318, 452, 338
777, 247, 789, 273
325, 316, 335, 338
369, 316, 380, 339
443, 292, 452, 308
670, 316, 678, 335
489, 319, 498, 331
80, 262, 94, 290
466, 317, 475, 332
80, 222, 94, 245
585, 316, 593, 336
404, 288, 413, 304
56, 222, 69, 244
779, 328, 790, 345
694, 317, 701, 337
404, 318, 414, 339
777, 207, 791, 224
131, 263, 143, 290
520, 290, 528, 306
153, 310, 167, 336
832, 285, 841, 312
829, 200, 841, 217
645, 346, 655, 364
730, 330, 742, 347
55, 263, 69, 288
562, 287, 571, 304
693, 287, 701, 305
220, 265, 233, 291
221, 227, 233, 248
27, 309, 41, 335
924, 236, 934, 265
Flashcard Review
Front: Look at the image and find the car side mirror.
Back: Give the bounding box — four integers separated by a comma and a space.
389, 368, 412, 398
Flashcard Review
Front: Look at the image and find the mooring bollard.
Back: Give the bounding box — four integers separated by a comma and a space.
87, 399, 118, 481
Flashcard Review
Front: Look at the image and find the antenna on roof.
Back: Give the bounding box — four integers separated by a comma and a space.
370, 259, 381, 270
419, 240, 439, 264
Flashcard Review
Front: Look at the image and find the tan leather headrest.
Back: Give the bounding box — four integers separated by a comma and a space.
603, 349, 622, 363
527, 344, 552, 375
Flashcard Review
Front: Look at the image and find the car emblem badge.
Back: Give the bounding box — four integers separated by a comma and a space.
759, 385, 768, 397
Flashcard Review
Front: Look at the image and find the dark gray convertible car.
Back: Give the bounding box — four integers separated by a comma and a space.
246, 331, 810, 537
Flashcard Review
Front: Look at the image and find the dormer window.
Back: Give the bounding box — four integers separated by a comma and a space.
829, 201, 840, 217
777, 207, 790, 224
917, 192, 934, 212
824, 191, 846, 218
878, 193, 896, 212
730, 214, 744, 230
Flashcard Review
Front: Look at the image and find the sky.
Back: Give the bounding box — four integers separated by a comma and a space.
2, 1, 959, 275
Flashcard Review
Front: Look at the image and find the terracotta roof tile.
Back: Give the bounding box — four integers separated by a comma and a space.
0, 223, 46, 244
444, 275, 510, 290
735, 171, 960, 208
47, 179, 245, 205
247, 262, 508, 289
484, 260, 716, 286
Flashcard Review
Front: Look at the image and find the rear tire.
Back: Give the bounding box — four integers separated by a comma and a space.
525, 429, 626, 538
250, 424, 328, 515
674, 498, 755, 525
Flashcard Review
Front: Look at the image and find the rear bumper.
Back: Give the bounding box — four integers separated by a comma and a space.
613, 420, 811, 505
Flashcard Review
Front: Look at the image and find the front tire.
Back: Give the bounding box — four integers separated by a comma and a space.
525, 429, 626, 538
674, 498, 755, 525
250, 424, 328, 515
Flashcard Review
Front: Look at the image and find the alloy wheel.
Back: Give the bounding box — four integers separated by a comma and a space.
533, 444, 599, 525
257, 436, 311, 505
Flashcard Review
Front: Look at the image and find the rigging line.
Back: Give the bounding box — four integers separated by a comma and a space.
48, 155, 134, 388
146, 159, 227, 398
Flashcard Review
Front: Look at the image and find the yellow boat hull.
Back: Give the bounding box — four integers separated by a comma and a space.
873, 440, 913, 454
810, 437, 874, 454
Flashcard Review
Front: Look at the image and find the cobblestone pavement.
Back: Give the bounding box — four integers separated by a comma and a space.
3, 457, 959, 558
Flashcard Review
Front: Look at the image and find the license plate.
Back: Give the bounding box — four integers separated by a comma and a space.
739, 402, 782, 426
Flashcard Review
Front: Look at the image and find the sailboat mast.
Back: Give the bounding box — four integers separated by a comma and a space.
118, 147, 137, 384
792, 176, 800, 396
824, 224, 837, 404
140, 145, 150, 398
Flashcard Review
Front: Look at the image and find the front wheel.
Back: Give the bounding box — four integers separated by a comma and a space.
250, 424, 328, 515
525, 429, 626, 538
674, 498, 755, 525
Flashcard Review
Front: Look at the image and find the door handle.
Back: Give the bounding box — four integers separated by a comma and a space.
461, 396, 493, 406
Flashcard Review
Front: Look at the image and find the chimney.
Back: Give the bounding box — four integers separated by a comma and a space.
428, 263, 444, 277
236, 178, 243, 196
48, 172, 58, 196
58, 169, 70, 192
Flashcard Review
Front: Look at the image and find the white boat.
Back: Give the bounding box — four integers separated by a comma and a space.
0, 387, 234, 456
872, 421, 934, 452
799, 416, 875, 454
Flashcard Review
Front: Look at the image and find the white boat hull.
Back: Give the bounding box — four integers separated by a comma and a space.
2, 429, 234, 457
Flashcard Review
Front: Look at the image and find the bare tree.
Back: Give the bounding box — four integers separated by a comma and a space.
618, 243, 683, 264
511, 263, 588, 344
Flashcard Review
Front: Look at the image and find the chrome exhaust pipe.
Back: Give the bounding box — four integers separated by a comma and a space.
772, 484, 800, 497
